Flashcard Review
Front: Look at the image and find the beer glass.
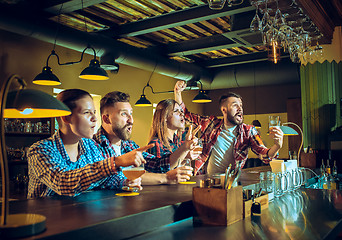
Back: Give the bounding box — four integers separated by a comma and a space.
274, 172, 288, 197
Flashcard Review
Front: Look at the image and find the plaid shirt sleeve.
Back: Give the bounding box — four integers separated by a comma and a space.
27, 138, 123, 198
249, 126, 276, 163
145, 138, 172, 173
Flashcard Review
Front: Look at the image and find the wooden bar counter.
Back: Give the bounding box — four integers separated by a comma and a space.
3, 167, 342, 239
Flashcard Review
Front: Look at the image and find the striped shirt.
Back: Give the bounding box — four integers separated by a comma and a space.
181, 102, 270, 174
27, 131, 126, 198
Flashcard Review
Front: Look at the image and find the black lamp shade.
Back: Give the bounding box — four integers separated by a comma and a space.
79, 59, 109, 80
5, 89, 71, 118
252, 120, 262, 128
135, 94, 152, 107
192, 90, 212, 103
33, 66, 61, 86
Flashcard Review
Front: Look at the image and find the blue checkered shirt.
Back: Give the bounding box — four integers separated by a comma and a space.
27, 131, 126, 198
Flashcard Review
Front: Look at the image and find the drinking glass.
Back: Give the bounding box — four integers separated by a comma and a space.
274, 172, 287, 198
286, 170, 294, 192
250, 7, 261, 32
180, 158, 191, 168
269, 115, 280, 128
208, 0, 226, 10
259, 172, 266, 192
122, 166, 146, 192
266, 171, 274, 193
194, 139, 203, 153
289, 150, 297, 160
298, 167, 307, 187
293, 168, 302, 189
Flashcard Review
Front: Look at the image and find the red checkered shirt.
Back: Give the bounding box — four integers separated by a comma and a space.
181, 102, 271, 174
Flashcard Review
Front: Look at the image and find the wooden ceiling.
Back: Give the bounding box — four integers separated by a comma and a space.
0, 0, 341, 68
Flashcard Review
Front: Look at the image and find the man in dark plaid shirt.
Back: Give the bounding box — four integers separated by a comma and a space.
94, 91, 194, 184
174, 81, 284, 175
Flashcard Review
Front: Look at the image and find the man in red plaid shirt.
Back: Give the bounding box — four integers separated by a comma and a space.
174, 81, 284, 175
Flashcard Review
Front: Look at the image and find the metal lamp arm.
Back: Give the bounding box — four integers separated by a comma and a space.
46, 45, 97, 66
0, 74, 22, 225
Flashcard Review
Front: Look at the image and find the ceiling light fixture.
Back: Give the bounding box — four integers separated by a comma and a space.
252, 120, 262, 128
33, 46, 109, 85
33, 1, 108, 85
135, 64, 204, 107
0, 75, 71, 238
192, 81, 212, 103
33, 51, 61, 86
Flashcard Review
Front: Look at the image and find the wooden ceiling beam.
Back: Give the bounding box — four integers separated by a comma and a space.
45, 0, 107, 15
104, 1, 254, 37
202, 52, 290, 68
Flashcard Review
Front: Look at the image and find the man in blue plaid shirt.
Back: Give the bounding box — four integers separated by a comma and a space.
27, 89, 146, 198
94, 91, 193, 185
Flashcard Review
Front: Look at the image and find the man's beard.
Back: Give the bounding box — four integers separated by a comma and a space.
112, 124, 132, 141
226, 112, 243, 126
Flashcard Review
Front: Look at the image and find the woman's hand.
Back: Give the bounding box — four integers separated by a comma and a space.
186, 148, 202, 160
166, 166, 193, 184
183, 125, 201, 151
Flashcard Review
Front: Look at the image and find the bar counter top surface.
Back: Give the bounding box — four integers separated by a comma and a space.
3, 166, 342, 240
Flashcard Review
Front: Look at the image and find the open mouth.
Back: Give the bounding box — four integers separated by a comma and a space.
235, 113, 243, 121
126, 125, 132, 133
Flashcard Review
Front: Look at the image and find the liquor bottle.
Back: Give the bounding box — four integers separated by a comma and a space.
332, 160, 340, 190
326, 159, 331, 175
330, 176, 337, 190
320, 159, 326, 176
333, 160, 338, 176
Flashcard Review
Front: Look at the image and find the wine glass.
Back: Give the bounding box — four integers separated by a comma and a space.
250, 6, 261, 32
122, 166, 146, 192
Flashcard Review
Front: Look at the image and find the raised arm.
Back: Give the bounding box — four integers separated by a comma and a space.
174, 80, 186, 104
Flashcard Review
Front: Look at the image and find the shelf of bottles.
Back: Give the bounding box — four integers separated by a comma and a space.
4, 118, 51, 135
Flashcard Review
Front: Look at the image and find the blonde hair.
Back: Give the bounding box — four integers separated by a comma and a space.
148, 99, 177, 150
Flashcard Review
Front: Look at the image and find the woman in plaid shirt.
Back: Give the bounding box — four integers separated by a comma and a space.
27, 89, 144, 198
145, 99, 201, 173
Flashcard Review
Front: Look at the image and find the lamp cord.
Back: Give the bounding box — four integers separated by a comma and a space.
45, 0, 96, 68
52, 3, 64, 51
141, 63, 157, 95
46, 45, 96, 67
